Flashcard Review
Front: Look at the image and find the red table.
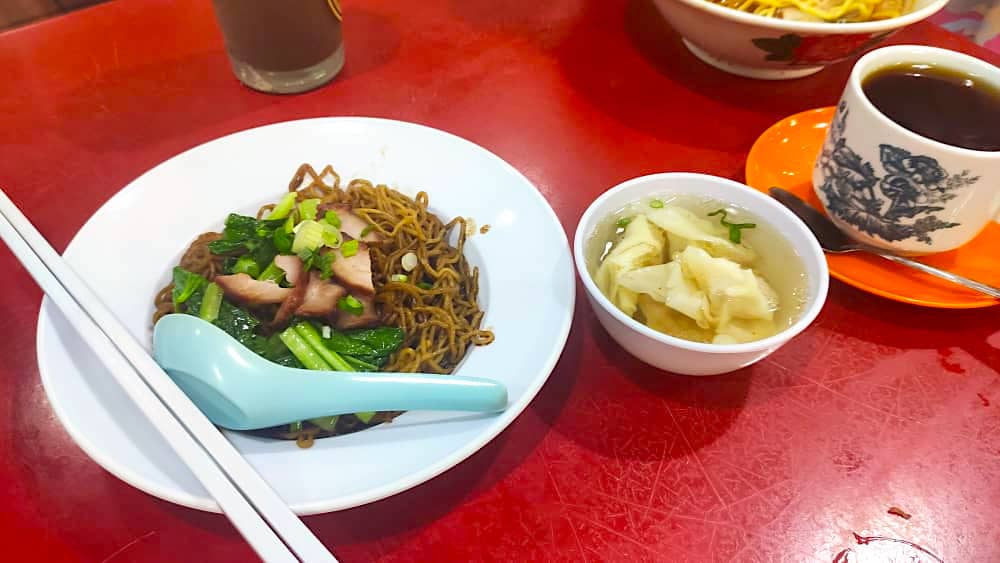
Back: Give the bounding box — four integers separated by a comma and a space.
1, 1, 998, 561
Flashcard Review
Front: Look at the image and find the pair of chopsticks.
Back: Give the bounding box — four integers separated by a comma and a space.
0, 188, 337, 563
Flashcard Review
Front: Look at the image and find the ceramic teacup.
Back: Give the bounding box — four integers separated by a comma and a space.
813, 45, 1000, 255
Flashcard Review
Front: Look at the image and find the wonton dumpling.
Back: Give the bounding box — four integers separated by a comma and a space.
646, 206, 756, 264
594, 214, 665, 316
678, 246, 775, 324
618, 261, 712, 328
637, 294, 713, 344
713, 318, 777, 345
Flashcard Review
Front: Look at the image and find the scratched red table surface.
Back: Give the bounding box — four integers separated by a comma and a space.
1, 1, 998, 561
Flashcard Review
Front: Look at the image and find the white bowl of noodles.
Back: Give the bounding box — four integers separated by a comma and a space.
574, 173, 829, 375
653, 0, 949, 79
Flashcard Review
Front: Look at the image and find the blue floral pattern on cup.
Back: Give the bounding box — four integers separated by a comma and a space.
817, 101, 980, 244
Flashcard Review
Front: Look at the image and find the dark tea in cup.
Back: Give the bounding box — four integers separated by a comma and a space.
862, 63, 1000, 152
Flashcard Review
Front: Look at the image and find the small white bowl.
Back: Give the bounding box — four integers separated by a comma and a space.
652, 0, 949, 80
573, 173, 829, 376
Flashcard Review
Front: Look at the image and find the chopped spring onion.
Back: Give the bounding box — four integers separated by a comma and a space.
616, 217, 632, 228
321, 325, 332, 339
649, 199, 664, 209
298, 198, 321, 222
257, 261, 286, 284
341, 239, 359, 258
417, 281, 433, 290
288, 421, 303, 433
324, 210, 341, 229
338, 295, 364, 316
356, 411, 376, 424
291, 220, 324, 254
232, 255, 260, 278
321, 223, 342, 248
401, 252, 418, 272
266, 192, 298, 220
389, 274, 409, 283
279, 327, 332, 371
359, 224, 374, 238
707, 209, 756, 244
292, 322, 353, 371
198, 283, 223, 322
283, 214, 295, 233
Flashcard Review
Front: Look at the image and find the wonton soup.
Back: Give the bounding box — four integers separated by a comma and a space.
585, 195, 808, 345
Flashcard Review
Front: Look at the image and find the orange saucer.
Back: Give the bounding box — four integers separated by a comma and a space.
746, 107, 1000, 309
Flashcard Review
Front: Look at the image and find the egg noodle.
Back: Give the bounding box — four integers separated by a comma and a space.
710, 0, 912, 22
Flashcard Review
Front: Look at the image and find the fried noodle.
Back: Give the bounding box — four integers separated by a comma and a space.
152, 164, 494, 443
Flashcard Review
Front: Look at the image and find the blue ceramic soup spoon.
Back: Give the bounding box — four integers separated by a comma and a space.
152, 314, 508, 430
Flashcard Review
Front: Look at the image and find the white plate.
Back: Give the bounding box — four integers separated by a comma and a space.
36, 118, 574, 515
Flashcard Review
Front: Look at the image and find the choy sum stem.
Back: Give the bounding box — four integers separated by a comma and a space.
279, 327, 332, 371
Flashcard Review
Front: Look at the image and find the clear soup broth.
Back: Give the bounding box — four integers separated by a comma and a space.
585, 195, 809, 344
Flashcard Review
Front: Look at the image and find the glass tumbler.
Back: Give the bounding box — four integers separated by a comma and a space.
210, 0, 345, 94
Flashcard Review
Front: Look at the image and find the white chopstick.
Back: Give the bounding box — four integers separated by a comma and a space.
0, 188, 337, 563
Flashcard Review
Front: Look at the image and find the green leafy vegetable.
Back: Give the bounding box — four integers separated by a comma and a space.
232, 256, 260, 278
341, 239, 359, 258
359, 225, 374, 238
207, 213, 284, 267
273, 226, 293, 254
199, 283, 223, 322
266, 192, 298, 220
298, 199, 321, 222
338, 295, 364, 316
343, 355, 379, 371
171, 267, 206, 311
323, 331, 377, 357
707, 209, 756, 244
319, 326, 404, 369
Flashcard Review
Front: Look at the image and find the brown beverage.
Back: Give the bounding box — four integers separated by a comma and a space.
211, 0, 344, 94
861, 63, 1000, 151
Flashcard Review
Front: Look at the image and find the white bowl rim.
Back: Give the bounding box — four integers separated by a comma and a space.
664, 0, 950, 35
573, 172, 830, 356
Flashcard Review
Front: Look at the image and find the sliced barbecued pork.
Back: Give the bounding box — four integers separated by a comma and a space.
320, 203, 383, 242
270, 256, 308, 329
214, 274, 290, 306
331, 243, 375, 295
295, 273, 347, 317
273, 254, 304, 286
334, 294, 380, 329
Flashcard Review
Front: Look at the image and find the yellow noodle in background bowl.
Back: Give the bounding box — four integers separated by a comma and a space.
711, 0, 912, 23
652, 0, 948, 80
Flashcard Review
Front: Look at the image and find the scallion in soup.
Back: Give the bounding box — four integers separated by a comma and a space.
586, 195, 808, 345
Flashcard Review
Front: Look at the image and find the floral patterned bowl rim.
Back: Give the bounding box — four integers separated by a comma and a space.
671, 0, 949, 35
